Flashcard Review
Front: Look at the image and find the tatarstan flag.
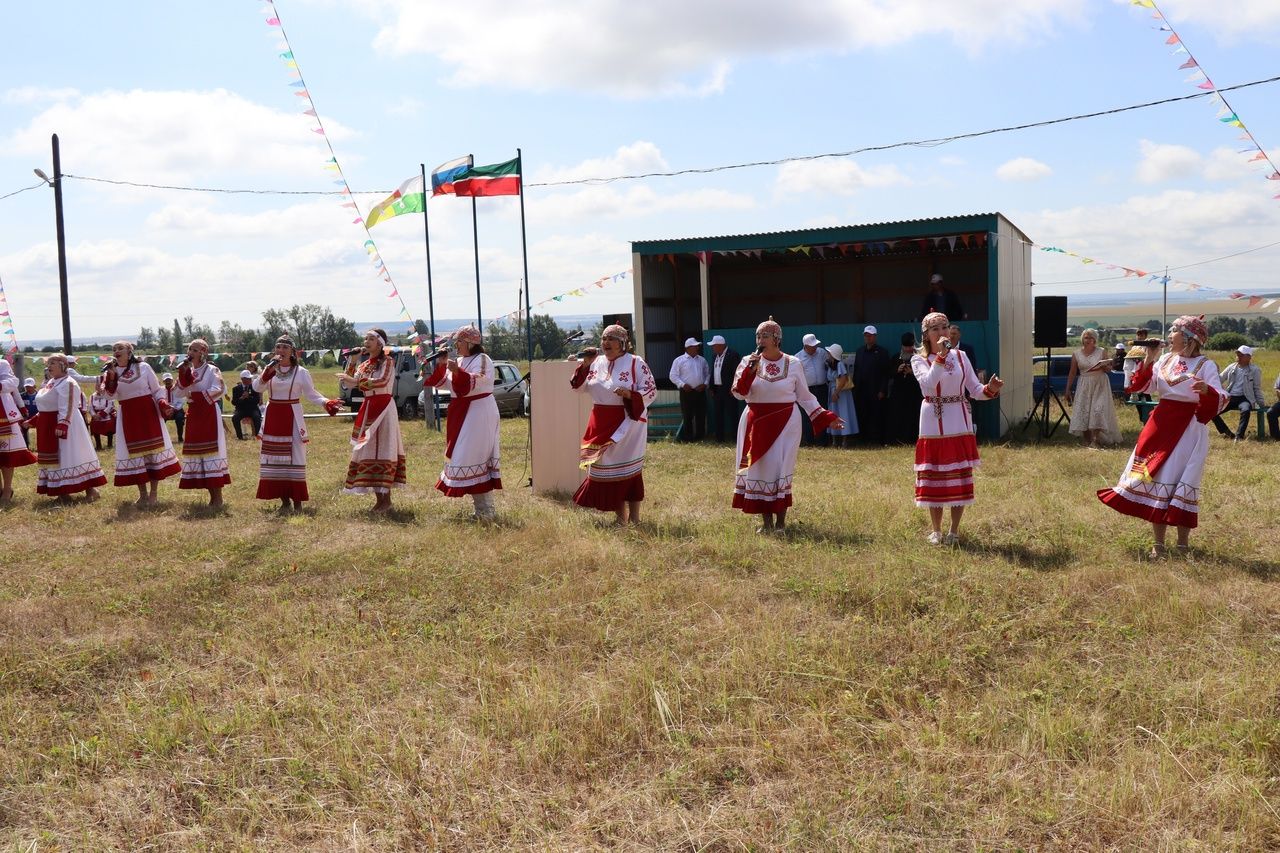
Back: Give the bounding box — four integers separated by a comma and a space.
454, 158, 521, 197
364, 174, 425, 228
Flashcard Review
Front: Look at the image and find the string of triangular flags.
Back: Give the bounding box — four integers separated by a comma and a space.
1031, 240, 1280, 313
259, 0, 429, 355
16, 345, 432, 367
491, 270, 632, 326
1130, 0, 1279, 199
0, 273, 19, 357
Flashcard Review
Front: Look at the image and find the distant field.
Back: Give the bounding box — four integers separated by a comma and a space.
1069, 298, 1277, 327
1, 355, 1278, 848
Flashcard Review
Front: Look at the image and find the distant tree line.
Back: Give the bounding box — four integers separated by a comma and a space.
135, 304, 361, 354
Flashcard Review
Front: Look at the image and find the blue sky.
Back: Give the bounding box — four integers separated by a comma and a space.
2, 0, 1279, 341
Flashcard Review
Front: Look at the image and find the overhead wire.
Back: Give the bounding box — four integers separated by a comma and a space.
5, 72, 1270, 199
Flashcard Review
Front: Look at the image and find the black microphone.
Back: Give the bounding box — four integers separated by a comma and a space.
940, 339, 954, 352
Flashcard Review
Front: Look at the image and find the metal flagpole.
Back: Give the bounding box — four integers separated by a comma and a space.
470, 155, 482, 330
420, 163, 441, 430
1162, 265, 1168, 336
517, 149, 533, 370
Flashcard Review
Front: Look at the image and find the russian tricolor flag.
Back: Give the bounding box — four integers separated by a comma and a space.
431, 155, 473, 196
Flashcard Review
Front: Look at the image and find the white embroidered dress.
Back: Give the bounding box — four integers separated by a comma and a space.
102, 361, 181, 486
423, 352, 501, 496
0, 360, 36, 468
1068, 347, 1122, 444
252, 364, 331, 501
173, 362, 230, 489
570, 353, 657, 511
33, 376, 107, 496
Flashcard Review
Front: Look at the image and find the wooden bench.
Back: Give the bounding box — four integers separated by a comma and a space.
647, 402, 683, 438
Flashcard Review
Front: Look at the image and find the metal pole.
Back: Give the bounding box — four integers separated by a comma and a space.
51, 134, 72, 354
470, 168, 482, 329
1162, 265, 1168, 335
517, 149, 533, 369
420, 163, 440, 430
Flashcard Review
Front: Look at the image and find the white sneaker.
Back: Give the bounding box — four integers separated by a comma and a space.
926, 531, 942, 546
943, 532, 959, 546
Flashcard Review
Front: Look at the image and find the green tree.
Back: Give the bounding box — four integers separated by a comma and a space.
1144, 319, 1162, 332
137, 327, 156, 349
157, 327, 173, 354
1206, 331, 1249, 352
171, 319, 183, 352
1246, 317, 1275, 343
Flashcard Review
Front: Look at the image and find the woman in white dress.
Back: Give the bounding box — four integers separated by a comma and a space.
173, 338, 230, 506
1065, 328, 1122, 447
98, 341, 181, 505
732, 318, 844, 533
421, 324, 500, 520
1098, 315, 1228, 559
338, 328, 407, 513
570, 324, 657, 525
31, 353, 106, 501
912, 312, 1003, 545
252, 334, 343, 511
0, 358, 37, 501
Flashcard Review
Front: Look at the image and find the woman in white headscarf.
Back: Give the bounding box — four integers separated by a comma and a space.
420, 324, 502, 520
31, 353, 106, 501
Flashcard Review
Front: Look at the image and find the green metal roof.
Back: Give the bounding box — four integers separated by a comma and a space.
631, 212, 1028, 255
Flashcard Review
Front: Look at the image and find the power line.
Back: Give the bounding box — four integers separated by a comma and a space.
0, 181, 46, 201
20, 72, 1276, 198
1033, 236, 1280, 284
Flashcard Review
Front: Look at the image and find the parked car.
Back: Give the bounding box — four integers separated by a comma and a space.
416, 360, 527, 418
339, 350, 424, 417
1032, 354, 1126, 399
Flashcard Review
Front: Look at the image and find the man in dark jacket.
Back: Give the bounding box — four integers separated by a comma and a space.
853, 325, 892, 445
706, 335, 743, 442
919, 273, 965, 322
231, 369, 262, 439
886, 332, 922, 445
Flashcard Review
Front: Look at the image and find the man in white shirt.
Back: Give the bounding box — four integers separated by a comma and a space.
1213, 345, 1265, 441
796, 332, 829, 446
669, 337, 710, 442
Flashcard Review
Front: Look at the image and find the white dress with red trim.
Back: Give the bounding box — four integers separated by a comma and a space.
731, 353, 837, 515
101, 361, 181, 487
342, 355, 407, 495
0, 361, 37, 469
1098, 353, 1227, 529
174, 361, 231, 490
88, 392, 116, 437
33, 377, 107, 496
252, 364, 331, 501
570, 353, 657, 512
911, 349, 996, 508
423, 352, 500, 497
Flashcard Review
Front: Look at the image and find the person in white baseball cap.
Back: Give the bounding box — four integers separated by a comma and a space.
919, 272, 965, 321
796, 333, 828, 445
231, 368, 262, 440
823, 343, 859, 447
705, 335, 742, 442
669, 337, 709, 441
1212, 343, 1264, 441
852, 324, 891, 444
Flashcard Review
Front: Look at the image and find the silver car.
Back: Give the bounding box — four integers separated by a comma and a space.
417, 360, 527, 418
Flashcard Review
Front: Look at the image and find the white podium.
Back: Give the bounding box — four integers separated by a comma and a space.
530, 361, 594, 496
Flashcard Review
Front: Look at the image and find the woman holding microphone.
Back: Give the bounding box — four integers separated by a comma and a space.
98, 340, 181, 505
338, 328, 407, 513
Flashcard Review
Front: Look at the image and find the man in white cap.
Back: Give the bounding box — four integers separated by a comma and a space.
669, 337, 710, 442
20, 377, 37, 444
705, 334, 742, 442
231, 368, 262, 439
919, 273, 965, 321
796, 332, 828, 445
161, 372, 185, 441
1213, 344, 1265, 441
853, 325, 892, 444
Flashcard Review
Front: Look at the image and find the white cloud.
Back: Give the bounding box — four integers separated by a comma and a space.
1135, 140, 1202, 184
531, 185, 757, 223
341, 0, 1087, 96
533, 142, 669, 185
385, 96, 424, 118
3, 89, 357, 186
3, 86, 80, 104
775, 159, 908, 197
1121, 0, 1280, 40
996, 157, 1052, 182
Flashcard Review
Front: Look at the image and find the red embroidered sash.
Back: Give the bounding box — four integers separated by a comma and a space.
445, 392, 492, 459
1126, 399, 1196, 482
738, 402, 792, 472
580, 404, 626, 468
119, 395, 166, 456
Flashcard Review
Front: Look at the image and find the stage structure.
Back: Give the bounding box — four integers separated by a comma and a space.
630, 213, 1032, 440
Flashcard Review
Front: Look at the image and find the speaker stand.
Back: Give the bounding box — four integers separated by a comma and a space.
1022, 347, 1069, 440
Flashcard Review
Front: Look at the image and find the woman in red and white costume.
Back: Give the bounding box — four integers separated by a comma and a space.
252, 334, 343, 511
570, 324, 657, 525
29, 353, 105, 501
912, 312, 1003, 545
421, 324, 500, 520
88, 388, 116, 451
99, 340, 181, 505
0, 358, 37, 501
338, 328, 406, 513
173, 338, 230, 506
1097, 314, 1227, 559
731, 318, 844, 533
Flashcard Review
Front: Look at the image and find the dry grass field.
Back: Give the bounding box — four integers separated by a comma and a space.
1, 352, 1278, 849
